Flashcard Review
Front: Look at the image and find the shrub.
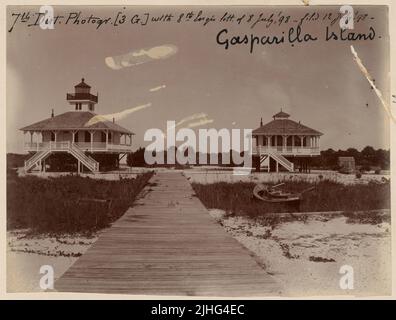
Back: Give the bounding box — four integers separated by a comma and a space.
7, 172, 153, 234
192, 179, 390, 216
343, 210, 389, 225
309, 256, 335, 263
127, 147, 146, 167
360, 165, 371, 173
355, 172, 362, 179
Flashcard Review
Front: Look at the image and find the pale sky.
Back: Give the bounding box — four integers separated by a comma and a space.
7, 5, 390, 153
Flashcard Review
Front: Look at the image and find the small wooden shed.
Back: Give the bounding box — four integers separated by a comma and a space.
338, 156, 356, 173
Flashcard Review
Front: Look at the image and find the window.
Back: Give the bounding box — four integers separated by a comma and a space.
101, 132, 106, 143
287, 136, 293, 147
276, 136, 283, 146
295, 136, 301, 147
89, 103, 94, 111
85, 131, 91, 142
271, 136, 276, 146
108, 132, 112, 143
50, 132, 55, 141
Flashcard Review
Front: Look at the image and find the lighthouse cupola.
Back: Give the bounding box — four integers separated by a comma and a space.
66, 78, 98, 112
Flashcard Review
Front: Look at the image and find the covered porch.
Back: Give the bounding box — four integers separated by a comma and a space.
253, 134, 321, 156
23, 129, 133, 153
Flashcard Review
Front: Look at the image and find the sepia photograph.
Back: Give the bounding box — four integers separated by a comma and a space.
4, 3, 393, 299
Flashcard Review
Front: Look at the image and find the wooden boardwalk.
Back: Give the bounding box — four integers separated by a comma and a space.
56, 171, 281, 296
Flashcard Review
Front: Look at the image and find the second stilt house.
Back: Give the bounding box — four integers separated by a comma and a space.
252, 110, 323, 172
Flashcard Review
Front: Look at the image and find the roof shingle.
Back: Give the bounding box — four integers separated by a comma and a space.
75, 78, 91, 89
273, 110, 290, 118
252, 119, 322, 136
20, 111, 134, 134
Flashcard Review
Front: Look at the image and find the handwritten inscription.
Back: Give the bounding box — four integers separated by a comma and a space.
7, 8, 379, 53
8, 9, 372, 32
216, 26, 377, 53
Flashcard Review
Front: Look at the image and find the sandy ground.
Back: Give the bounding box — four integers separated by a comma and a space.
17, 170, 140, 181
9, 167, 391, 295
209, 209, 391, 297
7, 230, 98, 292
7, 211, 391, 296
184, 167, 389, 185
16, 167, 175, 180
18, 166, 389, 184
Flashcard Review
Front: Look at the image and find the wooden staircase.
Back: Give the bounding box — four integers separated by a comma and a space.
268, 151, 294, 172
24, 142, 99, 173
258, 152, 294, 172
24, 150, 51, 172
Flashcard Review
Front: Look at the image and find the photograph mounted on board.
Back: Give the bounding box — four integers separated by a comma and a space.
6, 5, 391, 297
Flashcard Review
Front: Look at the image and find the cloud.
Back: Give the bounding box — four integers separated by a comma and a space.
174, 113, 207, 128
187, 118, 214, 128
105, 45, 178, 70
163, 113, 212, 138
85, 103, 152, 126
149, 84, 166, 92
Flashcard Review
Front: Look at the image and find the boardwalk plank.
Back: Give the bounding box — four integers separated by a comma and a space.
56, 172, 281, 296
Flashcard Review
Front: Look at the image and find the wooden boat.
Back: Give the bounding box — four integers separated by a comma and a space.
253, 183, 314, 206
253, 184, 299, 203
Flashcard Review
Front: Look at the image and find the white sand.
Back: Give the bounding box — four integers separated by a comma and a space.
17, 171, 139, 181
7, 230, 98, 292
209, 209, 391, 297
7, 214, 390, 296
17, 167, 180, 180
185, 168, 389, 185
18, 165, 390, 185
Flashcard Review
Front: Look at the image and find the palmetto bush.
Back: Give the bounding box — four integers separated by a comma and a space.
7, 172, 153, 234
192, 180, 390, 216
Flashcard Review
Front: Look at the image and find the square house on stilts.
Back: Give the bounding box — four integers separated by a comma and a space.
21, 78, 134, 173
252, 110, 323, 173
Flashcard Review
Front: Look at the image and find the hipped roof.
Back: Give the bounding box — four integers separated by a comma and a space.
253, 118, 323, 136
20, 111, 134, 134
75, 78, 91, 88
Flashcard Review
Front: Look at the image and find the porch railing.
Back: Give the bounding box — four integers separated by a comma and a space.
66, 93, 98, 102
253, 145, 320, 156
23, 141, 100, 173
24, 141, 132, 152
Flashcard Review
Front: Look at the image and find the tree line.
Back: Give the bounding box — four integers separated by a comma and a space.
126, 146, 390, 170
311, 146, 390, 171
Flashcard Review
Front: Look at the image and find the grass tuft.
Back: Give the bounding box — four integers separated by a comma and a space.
192, 180, 390, 217
7, 172, 153, 234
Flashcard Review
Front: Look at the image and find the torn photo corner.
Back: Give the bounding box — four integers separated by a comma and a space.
5, 4, 392, 298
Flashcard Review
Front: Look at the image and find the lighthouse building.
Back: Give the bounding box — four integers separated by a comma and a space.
21, 79, 134, 173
